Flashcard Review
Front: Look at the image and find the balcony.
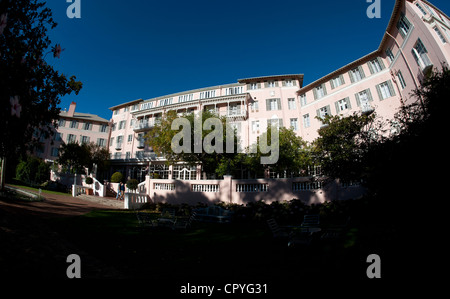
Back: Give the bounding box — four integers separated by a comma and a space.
221, 108, 247, 120
133, 120, 156, 132
361, 102, 374, 115
136, 140, 146, 149
110, 151, 158, 161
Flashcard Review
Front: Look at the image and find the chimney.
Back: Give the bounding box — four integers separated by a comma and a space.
68, 102, 76, 117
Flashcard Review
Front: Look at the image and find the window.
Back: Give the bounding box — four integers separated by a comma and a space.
355, 89, 374, 112
124, 106, 129, 112
58, 119, 66, 127
248, 82, 260, 90
126, 152, 131, 159
199, 90, 215, 99
83, 122, 92, 131
303, 114, 310, 128
313, 84, 327, 100
412, 39, 432, 71
173, 164, 197, 180
330, 75, 345, 89
118, 120, 126, 130
265, 98, 281, 111
397, 13, 411, 38
140, 102, 154, 110
111, 123, 116, 132
97, 138, 106, 147
54, 132, 62, 141
225, 86, 243, 95
317, 106, 331, 119
397, 71, 407, 89
335, 97, 351, 113
127, 134, 133, 142
159, 98, 173, 106
67, 134, 76, 143
348, 66, 365, 83
299, 94, 307, 106
265, 81, 278, 88
116, 135, 123, 149
415, 3, 428, 15
81, 136, 90, 144
250, 101, 259, 112
51, 148, 59, 157
178, 94, 193, 103
131, 104, 139, 111
367, 58, 385, 74
113, 109, 119, 115
100, 124, 108, 133
434, 26, 447, 43
252, 121, 260, 133
386, 48, 395, 63
283, 79, 296, 87
290, 118, 298, 131
287, 98, 296, 110
70, 120, 78, 129
317, 106, 331, 126
376, 80, 396, 100
114, 152, 122, 159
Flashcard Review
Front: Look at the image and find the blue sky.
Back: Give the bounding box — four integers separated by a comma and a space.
44, 0, 450, 120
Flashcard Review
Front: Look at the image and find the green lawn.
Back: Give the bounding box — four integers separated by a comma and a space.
8, 183, 72, 197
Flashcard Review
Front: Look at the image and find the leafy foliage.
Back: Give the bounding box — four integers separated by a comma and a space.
126, 179, 139, 191
111, 172, 123, 183
15, 155, 50, 185
145, 110, 239, 177
0, 0, 82, 159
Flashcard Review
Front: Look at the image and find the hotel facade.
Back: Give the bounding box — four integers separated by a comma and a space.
104, 0, 449, 205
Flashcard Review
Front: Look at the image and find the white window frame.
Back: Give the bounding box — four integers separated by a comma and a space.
303, 114, 310, 128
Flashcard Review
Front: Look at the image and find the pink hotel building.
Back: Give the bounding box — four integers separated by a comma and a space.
106, 0, 450, 205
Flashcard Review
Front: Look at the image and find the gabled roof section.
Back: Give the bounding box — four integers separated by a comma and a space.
109, 99, 143, 111
59, 111, 110, 123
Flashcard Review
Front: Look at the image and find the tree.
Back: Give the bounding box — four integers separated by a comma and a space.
245, 127, 313, 178
145, 110, 240, 177
111, 172, 123, 183
0, 0, 82, 189
15, 155, 50, 185
57, 142, 91, 175
312, 112, 384, 182
85, 142, 110, 178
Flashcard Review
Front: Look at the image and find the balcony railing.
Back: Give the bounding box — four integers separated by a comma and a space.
110, 152, 160, 161
361, 102, 374, 114
133, 120, 156, 132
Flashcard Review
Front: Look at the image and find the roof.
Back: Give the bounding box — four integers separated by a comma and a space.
109, 99, 143, 111
238, 74, 304, 85
59, 111, 110, 123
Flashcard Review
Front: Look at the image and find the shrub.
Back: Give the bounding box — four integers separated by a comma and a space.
85, 177, 93, 184
111, 172, 123, 183
126, 179, 139, 191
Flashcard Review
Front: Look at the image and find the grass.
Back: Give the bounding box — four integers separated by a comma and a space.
7, 183, 72, 197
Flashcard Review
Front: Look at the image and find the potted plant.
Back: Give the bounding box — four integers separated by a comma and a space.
85, 176, 93, 195
126, 179, 139, 193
